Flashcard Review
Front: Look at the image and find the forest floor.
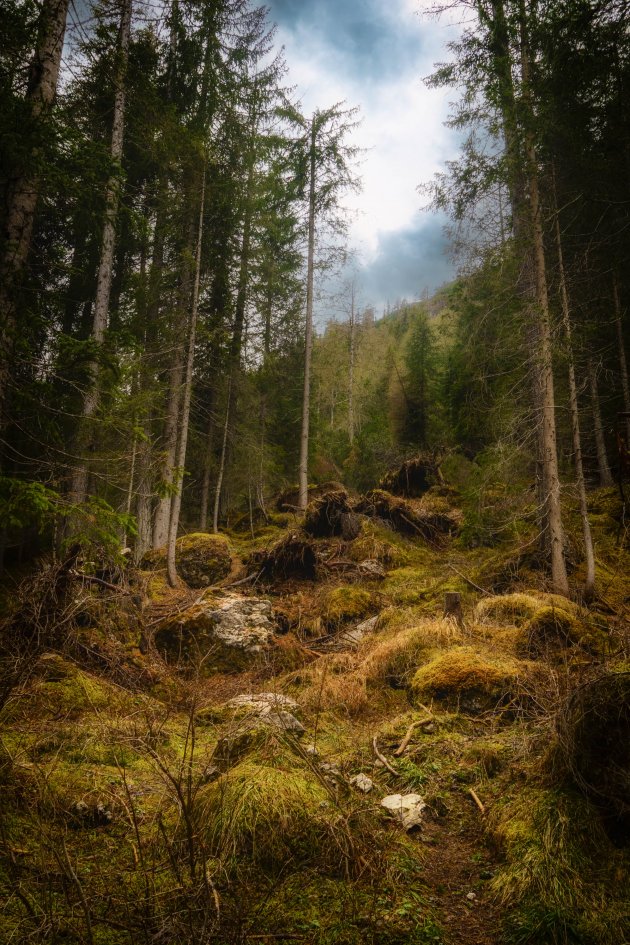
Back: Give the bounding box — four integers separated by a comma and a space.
1, 483, 629, 944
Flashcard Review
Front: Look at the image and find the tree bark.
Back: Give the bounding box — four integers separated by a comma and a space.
69, 0, 132, 504
166, 164, 205, 587
0, 0, 70, 424
553, 185, 595, 599
613, 273, 630, 445
212, 377, 232, 534
587, 358, 613, 487
348, 281, 356, 446
298, 117, 317, 510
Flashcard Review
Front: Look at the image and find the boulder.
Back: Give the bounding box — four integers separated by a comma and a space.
154, 594, 275, 672
142, 533, 232, 588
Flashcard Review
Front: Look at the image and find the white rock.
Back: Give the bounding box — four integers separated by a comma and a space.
356, 615, 380, 634
260, 710, 305, 734
381, 793, 427, 830
337, 626, 364, 647
349, 773, 374, 793
466, 892, 477, 901
205, 595, 275, 652
226, 692, 299, 713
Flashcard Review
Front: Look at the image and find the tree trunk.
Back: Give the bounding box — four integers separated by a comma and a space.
298, 117, 317, 510
69, 0, 132, 504
0, 0, 70, 424
199, 402, 215, 532
166, 164, 205, 587
211, 149, 256, 526
553, 184, 595, 599
348, 281, 356, 446
587, 358, 613, 487
613, 274, 630, 445
212, 377, 232, 534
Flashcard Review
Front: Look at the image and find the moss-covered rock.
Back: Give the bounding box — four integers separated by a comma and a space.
322, 586, 374, 628
198, 761, 334, 869
517, 605, 608, 658
410, 646, 531, 713
153, 594, 275, 673
142, 533, 232, 587
474, 591, 579, 628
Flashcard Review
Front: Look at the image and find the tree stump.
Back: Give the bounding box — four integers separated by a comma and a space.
444, 592, 464, 626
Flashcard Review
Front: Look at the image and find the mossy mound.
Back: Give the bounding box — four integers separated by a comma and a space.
559, 670, 630, 841
198, 761, 336, 869
474, 592, 578, 628
411, 646, 531, 713
347, 521, 409, 566
141, 533, 232, 588
517, 606, 608, 659
322, 586, 374, 628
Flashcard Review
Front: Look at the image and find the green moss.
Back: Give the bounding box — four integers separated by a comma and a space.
490, 788, 630, 945
411, 647, 531, 713
322, 586, 374, 627
142, 532, 232, 587
517, 606, 609, 658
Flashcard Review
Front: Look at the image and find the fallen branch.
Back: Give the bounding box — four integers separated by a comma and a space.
70, 570, 131, 594
394, 720, 425, 756
223, 570, 262, 589
372, 736, 398, 776
447, 563, 492, 597
469, 787, 485, 814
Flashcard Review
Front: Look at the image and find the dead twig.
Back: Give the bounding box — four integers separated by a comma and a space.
394, 717, 431, 756
372, 736, 398, 776
469, 787, 485, 814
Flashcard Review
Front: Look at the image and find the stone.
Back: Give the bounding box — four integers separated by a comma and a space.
381, 793, 427, 831
356, 615, 380, 634
466, 892, 477, 901
154, 595, 275, 672
357, 560, 386, 579
143, 533, 232, 588
226, 692, 299, 713
337, 626, 364, 647
261, 710, 305, 734
349, 773, 374, 793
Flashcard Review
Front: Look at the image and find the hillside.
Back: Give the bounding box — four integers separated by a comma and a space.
2, 464, 629, 944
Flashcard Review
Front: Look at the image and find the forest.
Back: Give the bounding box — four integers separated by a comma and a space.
0, 0, 629, 943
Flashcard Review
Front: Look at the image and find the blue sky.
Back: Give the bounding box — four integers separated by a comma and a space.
265, 0, 459, 313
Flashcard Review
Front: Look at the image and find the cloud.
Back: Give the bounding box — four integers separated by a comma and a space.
358, 214, 453, 310
266, 0, 459, 309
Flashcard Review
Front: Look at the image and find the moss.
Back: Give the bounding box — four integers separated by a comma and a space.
489, 788, 630, 945
475, 592, 580, 628
516, 606, 609, 659
142, 533, 232, 587
410, 647, 531, 713
381, 566, 432, 605
322, 586, 374, 627
198, 761, 334, 869
348, 521, 410, 567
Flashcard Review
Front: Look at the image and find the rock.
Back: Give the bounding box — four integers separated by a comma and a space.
154, 595, 275, 672
466, 892, 477, 901
349, 773, 374, 793
381, 793, 427, 831
226, 692, 299, 713
337, 626, 364, 647
261, 710, 305, 734
143, 533, 232, 588
356, 615, 380, 634
71, 800, 112, 828
356, 560, 386, 579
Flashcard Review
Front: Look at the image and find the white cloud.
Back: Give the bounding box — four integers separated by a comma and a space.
272, 0, 460, 303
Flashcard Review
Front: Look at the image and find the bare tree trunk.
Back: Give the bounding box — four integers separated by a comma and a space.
587, 358, 613, 487
166, 165, 205, 587
613, 274, 630, 445
553, 185, 595, 599
298, 117, 317, 511
0, 0, 70, 422
348, 281, 356, 446
69, 0, 132, 503
212, 377, 232, 534
523, 120, 569, 597
199, 405, 215, 531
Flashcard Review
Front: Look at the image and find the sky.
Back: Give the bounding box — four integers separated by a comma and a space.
265, 0, 460, 314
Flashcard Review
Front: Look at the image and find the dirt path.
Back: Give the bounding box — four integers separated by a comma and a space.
420, 795, 504, 945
